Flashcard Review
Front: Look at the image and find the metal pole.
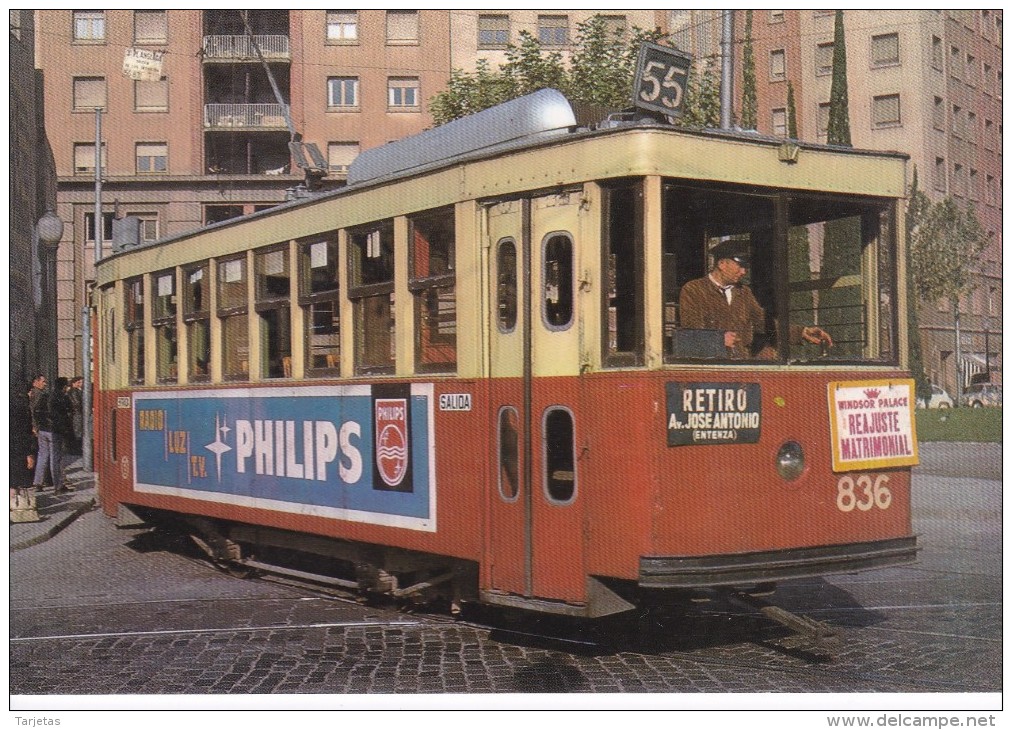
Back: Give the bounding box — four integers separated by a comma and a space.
720, 10, 735, 129
82, 307, 93, 471
94, 108, 103, 264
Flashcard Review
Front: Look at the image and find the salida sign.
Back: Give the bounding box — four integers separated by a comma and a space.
828, 379, 919, 472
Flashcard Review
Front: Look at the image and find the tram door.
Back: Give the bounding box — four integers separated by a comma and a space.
486, 192, 586, 604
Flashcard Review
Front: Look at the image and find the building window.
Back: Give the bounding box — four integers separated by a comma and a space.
967, 111, 977, 141
772, 107, 788, 137
770, 49, 786, 81
73, 10, 105, 42
217, 256, 249, 381
326, 10, 358, 43
931, 36, 942, 70
327, 77, 359, 109
986, 174, 996, 204
478, 14, 509, 49
769, 10, 785, 23
950, 46, 961, 79
984, 119, 994, 149
984, 62, 993, 92
388, 77, 420, 110
969, 169, 979, 201
134, 77, 168, 111
84, 211, 114, 243
965, 53, 977, 86
183, 264, 210, 381
952, 163, 966, 197
933, 96, 945, 130
134, 10, 167, 44
255, 246, 292, 379
327, 142, 359, 176
933, 157, 946, 192
871, 33, 899, 67
152, 270, 178, 383
410, 207, 457, 373
349, 221, 396, 375
300, 236, 341, 376
817, 102, 831, 140
871, 94, 901, 128
73, 77, 106, 111
136, 215, 160, 243
601, 15, 627, 38
136, 143, 168, 173
73, 143, 107, 175
816, 42, 834, 75
538, 15, 569, 46
125, 277, 145, 385
386, 10, 419, 45
952, 104, 963, 138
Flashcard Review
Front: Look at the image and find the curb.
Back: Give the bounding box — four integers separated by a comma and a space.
10, 497, 97, 551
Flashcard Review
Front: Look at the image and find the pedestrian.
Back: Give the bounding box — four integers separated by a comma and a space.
68, 375, 84, 456
29, 374, 70, 494
49, 377, 76, 493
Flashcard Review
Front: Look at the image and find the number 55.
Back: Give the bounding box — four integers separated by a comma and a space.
639, 61, 686, 108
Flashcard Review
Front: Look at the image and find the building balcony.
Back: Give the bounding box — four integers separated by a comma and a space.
202, 35, 290, 62
204, 103, 290, 130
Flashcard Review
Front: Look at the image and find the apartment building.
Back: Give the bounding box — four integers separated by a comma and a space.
736, 10, 1003, 394
35, 9, 451, 376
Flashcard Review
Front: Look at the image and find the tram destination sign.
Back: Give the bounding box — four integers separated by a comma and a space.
632, 42, 693, 119
666, 382, 762, 446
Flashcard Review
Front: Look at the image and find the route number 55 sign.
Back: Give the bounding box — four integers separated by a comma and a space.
632, 42, 693, 119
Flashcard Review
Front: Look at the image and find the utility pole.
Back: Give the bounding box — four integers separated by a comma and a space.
83, 107, 102, 472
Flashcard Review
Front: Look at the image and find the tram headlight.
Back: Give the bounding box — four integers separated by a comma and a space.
776, 441, 805, 481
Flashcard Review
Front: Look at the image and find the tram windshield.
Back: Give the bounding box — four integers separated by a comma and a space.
661, 181, 897, 365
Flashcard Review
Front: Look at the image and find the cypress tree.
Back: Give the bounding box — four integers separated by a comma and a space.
827, 10, 851, 146
740, 10, 757, 130
786, 81, 798, 139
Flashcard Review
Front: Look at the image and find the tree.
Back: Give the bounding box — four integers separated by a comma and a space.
680, 58, 722, 130
910, 197, 990, 401
739, 10, 757, 130
827, 10, 851, 146
429, 15, 666, 126
786, 81, 798, 139
904, 168, 932, 401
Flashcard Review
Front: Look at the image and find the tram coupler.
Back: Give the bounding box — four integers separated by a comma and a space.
731, 590, 839, 652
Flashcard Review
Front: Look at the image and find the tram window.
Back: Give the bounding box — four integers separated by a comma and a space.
255, 246, 292, 378
152, 270, 178, 383
349, 221, 396, 374
543, 407, 576, 504
299, 237, 340, 376
125, 277, 145, 385
498, 407, 520, 502
183, 264, 210, 382
661, 181, 897, 364
787, 196, 896, 363
496, 239, 517, 333
602, 181, 645, 366
217, 256, 249, 381
542, 234, 573, 330
410, 208, 456, 373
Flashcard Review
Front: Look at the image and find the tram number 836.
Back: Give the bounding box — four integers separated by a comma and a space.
836, 474, 892, 512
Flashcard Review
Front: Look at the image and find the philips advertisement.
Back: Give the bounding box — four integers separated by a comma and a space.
132, 384, 436, 532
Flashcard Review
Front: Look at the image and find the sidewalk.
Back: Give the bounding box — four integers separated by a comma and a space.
9, 458, 98, 551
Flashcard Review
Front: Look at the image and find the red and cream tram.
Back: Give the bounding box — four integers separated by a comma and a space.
92, 89, 918, 617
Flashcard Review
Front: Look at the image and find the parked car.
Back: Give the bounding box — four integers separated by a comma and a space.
918, 384, 954, 409
961, 383, 1002, 408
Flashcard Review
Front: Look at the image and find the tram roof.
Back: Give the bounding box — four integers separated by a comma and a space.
99, 88, 907, 268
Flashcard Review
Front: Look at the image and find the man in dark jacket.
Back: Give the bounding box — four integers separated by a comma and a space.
30, 374, 70, 493
679, 240, 833, 359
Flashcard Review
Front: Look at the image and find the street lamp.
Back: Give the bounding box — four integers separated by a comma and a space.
36, 210, 64, 381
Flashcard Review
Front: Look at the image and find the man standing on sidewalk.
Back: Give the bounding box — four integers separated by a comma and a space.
29, 374, 69, 494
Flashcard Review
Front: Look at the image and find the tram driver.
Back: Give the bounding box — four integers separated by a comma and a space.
678, 240, 833, 360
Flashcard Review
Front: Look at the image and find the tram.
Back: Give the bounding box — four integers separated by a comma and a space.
92, 89, 918, 618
